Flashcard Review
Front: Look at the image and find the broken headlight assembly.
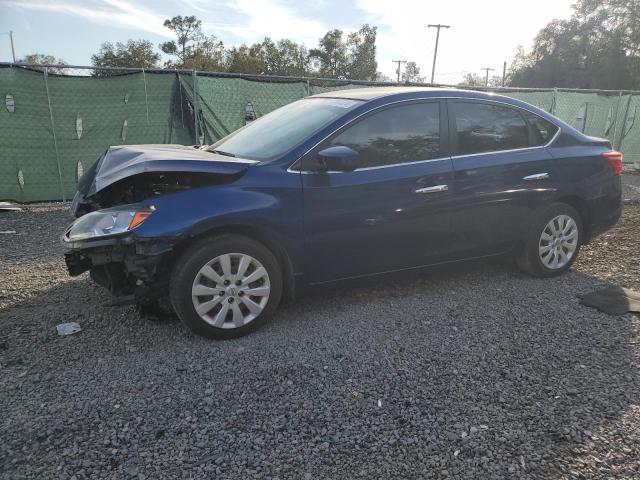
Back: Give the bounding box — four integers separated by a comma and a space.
63, 206, 155, 242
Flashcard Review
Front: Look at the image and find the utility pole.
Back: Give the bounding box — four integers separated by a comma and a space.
481, 67, 495, 87
392, 60, 407, 83
502, 61, 507, 87
9, 31, 16, 62
428, 24, 450, 84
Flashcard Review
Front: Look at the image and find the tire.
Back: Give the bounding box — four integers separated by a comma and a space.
170, 234, 283, 339
136, 297, 178, 321
517, 202, 583, 278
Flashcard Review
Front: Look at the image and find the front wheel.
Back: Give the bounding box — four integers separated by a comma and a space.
517, 203, 583, 278
170, 234, 282, 339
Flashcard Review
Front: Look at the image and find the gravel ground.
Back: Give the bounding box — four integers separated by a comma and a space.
622, 172, 640, 204
1, 197, 639, 479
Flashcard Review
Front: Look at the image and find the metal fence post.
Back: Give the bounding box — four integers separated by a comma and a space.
618, 93, 634, 152
192, 70, 200, 145
43, 66, 66, 201
612, 91, 623, 150
177, 72, 184, 127
306, 79, 310, 97
551, 88, 558, 115
142, 68, 150, 124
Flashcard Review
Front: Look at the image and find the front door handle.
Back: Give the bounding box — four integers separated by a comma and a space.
523, 173, 549, 180
415, 184, 448, 194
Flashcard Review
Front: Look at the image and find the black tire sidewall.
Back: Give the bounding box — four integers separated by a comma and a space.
524, 203, 583, 278
170, 234, 282, 339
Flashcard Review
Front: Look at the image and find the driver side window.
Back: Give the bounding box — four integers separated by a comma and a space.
329, 102, 441, 169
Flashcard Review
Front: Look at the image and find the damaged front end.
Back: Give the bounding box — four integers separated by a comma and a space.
63, 144, 257, 305
71, 144, 254, 217
63, 205, 178, 305
65, 237, 176, 305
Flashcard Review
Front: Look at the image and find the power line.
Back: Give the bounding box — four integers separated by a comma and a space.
392, 59, 407, 83
434, 70, 471, 77
427, 24, 450, 84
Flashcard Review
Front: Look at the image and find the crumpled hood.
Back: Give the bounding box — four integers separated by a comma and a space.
82, 144, 257, 196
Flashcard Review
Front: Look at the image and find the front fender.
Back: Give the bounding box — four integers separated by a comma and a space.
133, 180, 304, 273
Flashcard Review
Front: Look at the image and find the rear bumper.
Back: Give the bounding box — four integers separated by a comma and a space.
588, 202, 622, 241
585, 178, 623, 242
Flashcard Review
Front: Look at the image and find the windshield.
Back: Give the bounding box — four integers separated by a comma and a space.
207, 97, 363, 161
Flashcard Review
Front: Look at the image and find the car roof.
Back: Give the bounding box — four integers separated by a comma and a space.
310, 86, 513, 103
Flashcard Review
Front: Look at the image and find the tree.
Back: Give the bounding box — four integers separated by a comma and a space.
18, 53, 67, 74
459, 72, 502, 87
309, 29, 348, 78
160, 15, 202, 67
402, 61, 424, 83
252, 38, 311, 76
186, 35, 225, 70
91, 39, 160, 74
160, 15, 225, 70
509, 0, 640, 89
459, 73, 485, 87
346, 25, 377, 80
375, 71, 394, 82
225, 44, 264, 74
310, 25, 378, 79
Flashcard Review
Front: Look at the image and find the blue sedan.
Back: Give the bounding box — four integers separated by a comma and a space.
63, 87, 623, 338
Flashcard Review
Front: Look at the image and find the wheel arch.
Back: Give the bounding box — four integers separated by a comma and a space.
170, 224, 298, 303
552, 194, 592, 243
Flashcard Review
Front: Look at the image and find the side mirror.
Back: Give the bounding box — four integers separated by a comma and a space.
314, 146, 359, 172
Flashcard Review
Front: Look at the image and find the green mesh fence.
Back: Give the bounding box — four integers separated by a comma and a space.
182, 75, 308, 144
1, 64, 639, 202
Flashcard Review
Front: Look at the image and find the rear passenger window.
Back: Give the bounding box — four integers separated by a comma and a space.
522, 111, 559, 146
453, 102, 529, 155
330, 102, 440, 168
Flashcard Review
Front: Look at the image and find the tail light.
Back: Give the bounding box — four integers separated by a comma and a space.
602, 151, 623, 175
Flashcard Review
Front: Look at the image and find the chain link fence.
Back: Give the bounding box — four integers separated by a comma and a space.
1, 62, 639, 202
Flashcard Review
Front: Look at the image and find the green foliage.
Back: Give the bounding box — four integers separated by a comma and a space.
91, 39, 160, 74
225, 45, 265, 74
346, 25, 378, 80
18, 53, 67, 74
160, 15, 225, 70
309, 25, 378, 80
459, 72, 502, 87
86, 15, 377, 80
309, 29, 348, 78
510, 0, 640, 89
402, 61, 424, 83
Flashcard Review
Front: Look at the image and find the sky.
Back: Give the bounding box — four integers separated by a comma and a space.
0, 0, 574, 84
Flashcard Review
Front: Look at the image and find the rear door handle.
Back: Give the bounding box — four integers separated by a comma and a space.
415, 184, 448, 194
523, 173, 549, 180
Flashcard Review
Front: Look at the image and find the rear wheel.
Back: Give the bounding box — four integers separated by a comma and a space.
517, 202, 582, 277
170, 234, 282, 339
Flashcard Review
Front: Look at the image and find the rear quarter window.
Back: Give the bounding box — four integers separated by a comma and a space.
521, 111, 560, 146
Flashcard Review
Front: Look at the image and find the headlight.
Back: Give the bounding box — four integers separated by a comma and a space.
63, 206, 155, 242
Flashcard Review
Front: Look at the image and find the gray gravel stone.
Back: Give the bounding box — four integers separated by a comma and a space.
1, 202, 639, 479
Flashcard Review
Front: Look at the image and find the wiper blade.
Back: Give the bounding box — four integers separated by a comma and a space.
209, 149, 236, 157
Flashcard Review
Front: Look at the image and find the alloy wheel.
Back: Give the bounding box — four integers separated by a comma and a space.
191, 253, 270, 329
538, 214, 578, 269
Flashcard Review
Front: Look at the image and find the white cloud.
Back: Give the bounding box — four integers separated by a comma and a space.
356, 0, 574, 83
178, 0, 209, 14
4, 0, 173, 38
204, 0, 327, 46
